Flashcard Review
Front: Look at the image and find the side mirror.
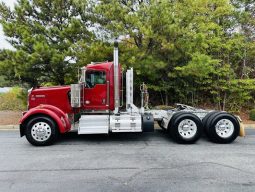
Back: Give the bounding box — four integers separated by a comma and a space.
79, 67, 86, 85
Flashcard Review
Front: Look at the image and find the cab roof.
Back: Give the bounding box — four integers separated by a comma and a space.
86, 61, 113, 71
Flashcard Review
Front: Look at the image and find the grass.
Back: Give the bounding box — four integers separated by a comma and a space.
0, 87, 26, 111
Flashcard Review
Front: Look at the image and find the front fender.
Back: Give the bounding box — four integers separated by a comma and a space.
36, 104, 71, 131
19, 105, 71, 137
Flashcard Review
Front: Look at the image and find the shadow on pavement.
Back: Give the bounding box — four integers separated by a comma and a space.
57, 129, 171, 144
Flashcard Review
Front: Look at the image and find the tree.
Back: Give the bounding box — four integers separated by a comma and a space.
230, 0, 255, 79
95, 0, 255, 110
96, 0, 232, 104
0, 0, 254, 111
0, 0, 94, 86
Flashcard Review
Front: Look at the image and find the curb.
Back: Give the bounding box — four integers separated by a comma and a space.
0, 125, 19, 130
244, 124, 255, 129
244, 125, 255, 129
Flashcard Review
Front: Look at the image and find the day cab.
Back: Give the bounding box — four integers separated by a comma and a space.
19, 42, 242, 146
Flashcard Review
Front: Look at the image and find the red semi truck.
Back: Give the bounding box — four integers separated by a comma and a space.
19, 41, 243, 146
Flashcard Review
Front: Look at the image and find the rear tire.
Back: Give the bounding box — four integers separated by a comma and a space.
168, 111, 190, 128
202, 111, 219, 137
168, 113, 202, 144
202, 111, 217, 126
207, 113, 240, 143
207, 112, 240, 144
25, 116, 59, 146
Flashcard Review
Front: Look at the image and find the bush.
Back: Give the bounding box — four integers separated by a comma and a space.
0, 87, 27, 111
249, 109, 255, 121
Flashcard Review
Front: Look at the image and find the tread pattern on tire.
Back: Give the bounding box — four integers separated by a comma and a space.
202, 111, 219, 137
25, 115, 59, 146
168, 112, 202, 144
206, 113, 239, 143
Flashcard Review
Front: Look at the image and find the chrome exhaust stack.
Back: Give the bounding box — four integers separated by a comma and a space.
126, 68, 133, 111
114, 40, 120, 113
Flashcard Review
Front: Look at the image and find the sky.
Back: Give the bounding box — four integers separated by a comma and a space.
0, 0, 16, 50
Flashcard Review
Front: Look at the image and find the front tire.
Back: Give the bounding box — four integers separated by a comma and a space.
25, 116, 59, 146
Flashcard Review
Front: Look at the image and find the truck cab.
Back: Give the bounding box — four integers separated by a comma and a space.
81, 62, 117, 111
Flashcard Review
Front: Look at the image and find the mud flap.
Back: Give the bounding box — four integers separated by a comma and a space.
239, 122, 245, 137
19, 124, 25, 137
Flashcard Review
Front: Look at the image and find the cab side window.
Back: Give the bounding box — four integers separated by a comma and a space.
85, 70, 106, 88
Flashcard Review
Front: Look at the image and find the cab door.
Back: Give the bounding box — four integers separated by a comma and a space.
83, 70, 109, 110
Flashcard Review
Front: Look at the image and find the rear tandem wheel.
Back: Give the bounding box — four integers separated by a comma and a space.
204, 112, 240, 143
168, 112, 203, 144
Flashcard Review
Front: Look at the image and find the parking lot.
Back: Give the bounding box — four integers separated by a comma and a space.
0, 129, 255, 192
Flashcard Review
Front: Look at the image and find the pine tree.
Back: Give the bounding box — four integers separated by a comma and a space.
0, 0, 94, 86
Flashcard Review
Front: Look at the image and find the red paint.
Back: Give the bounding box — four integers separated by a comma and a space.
38, 104, 71, 131
83, 62, 121, 111
83, 84, 107, 110
20, 105, 71, 133
29, 86, 72, 114
27, 62, 121, 113
22, 61, 121, 132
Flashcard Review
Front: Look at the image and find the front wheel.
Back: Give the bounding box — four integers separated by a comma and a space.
25, 116, 59, 146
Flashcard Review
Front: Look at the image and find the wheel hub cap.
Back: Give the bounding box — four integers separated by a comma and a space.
31, 122, 51, 142
215, 119, 234, 138
36, 127, 46, 137
182, 124, 189, 131
178, 119, 197, 139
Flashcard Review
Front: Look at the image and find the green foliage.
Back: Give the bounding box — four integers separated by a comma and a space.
94, 0, 255, 108
0, 76, 10, 87
0, 0, 255, 111
174, 53, 220, 78
0, 87, 26, 110
249, 109, 255, 121
0, 0, 95, 86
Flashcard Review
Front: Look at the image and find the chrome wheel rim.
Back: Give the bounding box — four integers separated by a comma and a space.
178, 119, 197, 139
215, 119, 234, 138
31, 122, 51, 142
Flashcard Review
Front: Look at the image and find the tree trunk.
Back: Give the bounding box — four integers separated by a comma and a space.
160, 91, 164, 105
222, 92, 227, 111
218, 93, 221, 110
165, 91, 168, 106
241, 48, 247, 79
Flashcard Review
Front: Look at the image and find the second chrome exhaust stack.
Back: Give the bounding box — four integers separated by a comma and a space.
114, 40, 119, 113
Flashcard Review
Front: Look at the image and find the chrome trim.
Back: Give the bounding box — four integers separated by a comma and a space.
120, 70, 124, 107
31, 121, 52, 142
106, 80, 110, 107
71, 84, 81, 108
114, 40, 119, 113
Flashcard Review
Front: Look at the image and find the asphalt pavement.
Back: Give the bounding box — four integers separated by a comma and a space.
0, 129, 255, 192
